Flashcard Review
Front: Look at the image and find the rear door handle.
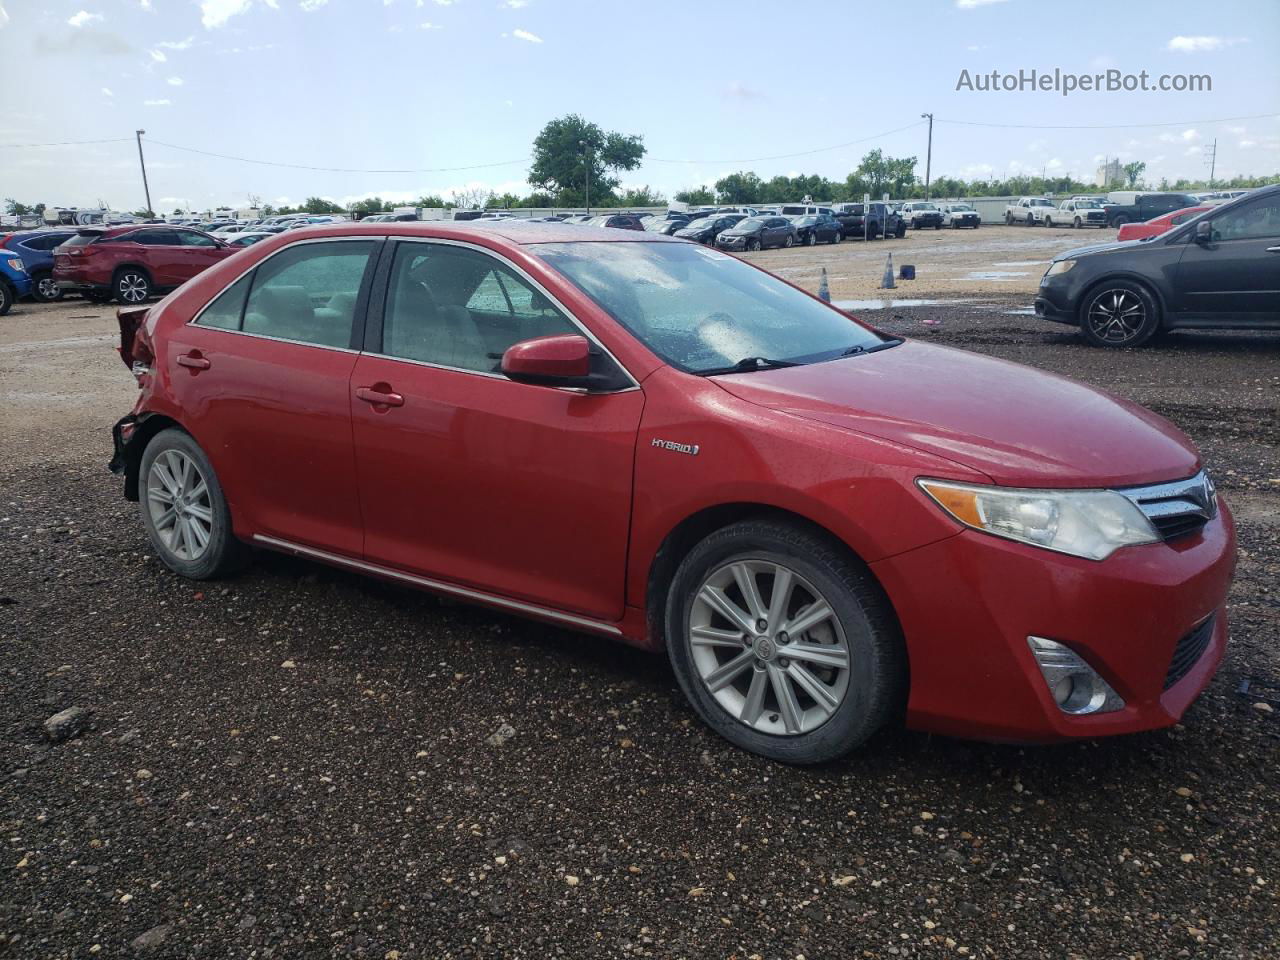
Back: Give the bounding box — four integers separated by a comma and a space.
355, 386, 405, 408
176, 352, 210, 370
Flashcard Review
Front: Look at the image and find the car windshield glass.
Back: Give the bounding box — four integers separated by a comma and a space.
794, 216, 816, 225
534, 241, 886, 374
1076, 201, 1101, 208
915, 203, 937, 210
683, 218, 713, 229
950, 204, 973, 211
735, 218, 762, 230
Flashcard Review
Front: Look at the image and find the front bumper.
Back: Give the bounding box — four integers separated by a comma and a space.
871, 500, 1236, 742
716, 237, 749, 250
5, 273, 33, 297
913, 215, 943, 227
1034, 274, 1080, 325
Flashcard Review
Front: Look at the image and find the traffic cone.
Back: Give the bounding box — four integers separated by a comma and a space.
880, 253, 896, 289
818, 267, 830, 303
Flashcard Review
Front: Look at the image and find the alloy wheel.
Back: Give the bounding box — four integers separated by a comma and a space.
36, 276, 62, 301
1087, 289, 1147, 344
117, 272, 149, 303
806, 232, 816, 246
689, 559, 851, 736
146, 449, 214, 561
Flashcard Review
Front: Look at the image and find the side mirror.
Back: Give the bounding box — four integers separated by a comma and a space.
501, 334, 593, 388
1194, 220, 1213, 244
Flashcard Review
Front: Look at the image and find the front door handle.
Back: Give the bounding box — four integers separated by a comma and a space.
355, 385, 405, 408
176, 352, 210, 370
1266, 246, 1280, 253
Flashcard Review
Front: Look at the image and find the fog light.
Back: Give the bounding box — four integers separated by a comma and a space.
1027, 636, 1125, 716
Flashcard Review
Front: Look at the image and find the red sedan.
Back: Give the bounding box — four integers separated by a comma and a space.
107, 222, 1234, 763
54, 224, 238, 304
1116, 205, 1212, 242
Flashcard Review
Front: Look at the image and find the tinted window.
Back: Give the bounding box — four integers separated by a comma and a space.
133, 230, 179, 246
381, 242, 577, 373
1211, 197, 1280, 241
61, 233, 100, 248
196, 273, 253, 330
178, 231, 219, 247
242, 240, 374, 347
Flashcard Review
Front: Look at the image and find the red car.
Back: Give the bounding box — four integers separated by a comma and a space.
54, 224, 237, 304
1116, 205, 1212, 242
107, 222, 1235, 764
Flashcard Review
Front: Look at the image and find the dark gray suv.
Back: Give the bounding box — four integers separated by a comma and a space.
715, 216, 797, 252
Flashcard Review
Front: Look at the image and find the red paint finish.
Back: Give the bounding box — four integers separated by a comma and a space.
115, 220, 1236, 744
501, 333, 591, 381
1116, 206, 1212, 242
53, 225, 237, 297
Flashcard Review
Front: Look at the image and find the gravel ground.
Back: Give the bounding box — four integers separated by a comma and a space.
2, 274, 1278, 958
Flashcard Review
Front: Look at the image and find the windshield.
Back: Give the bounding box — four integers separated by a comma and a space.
682, 218, 713, 229
914, 203, 938, 210
1075, 200, 1102, 208
949, 204, 973, 211
534, 241, 886, 374
794, 216, 816, 225
1031, 199, 1053, 206
734, 218, 763, 230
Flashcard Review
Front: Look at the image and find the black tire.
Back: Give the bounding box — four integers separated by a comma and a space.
32, 272, 64, 302
895, 223, 906, 238
1044, 217, 1054, 228
1111, 214, 1130, 227
665, 519, 905, 765
805, 231, 817, 246
934, 222, 941, 230
783, 234, 795, 248
1079, 279, 1161, 348
0, 282, 12, 316
1006, 212, 1014, 225
829, 231, 840, 244
139, 428, 250, 579
1025, 214, 1035, 226
113, 267, 152, 305
747, 238, 761, 252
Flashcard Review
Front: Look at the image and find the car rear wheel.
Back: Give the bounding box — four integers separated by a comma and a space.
666, 519, 905, 764
32, 272, 64, 302
140, 428, 249, 579
829, 231, 840, 244
0, 282, 12, 316
1112, 215, 1130, 227
113, 268, 152, 305
1080, 280, 1160, 348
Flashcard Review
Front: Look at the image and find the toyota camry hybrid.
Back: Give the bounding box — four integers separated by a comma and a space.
109, 221, 1235, 764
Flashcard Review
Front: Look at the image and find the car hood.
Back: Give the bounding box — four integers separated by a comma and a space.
1053, 238, 1151, 260
713, 340, 1200, 488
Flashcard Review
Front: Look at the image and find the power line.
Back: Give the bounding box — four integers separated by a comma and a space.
143, 138, 531, 174
0, 137, 132, 148
647, 121, 927, 164
936, 112, 1279, 130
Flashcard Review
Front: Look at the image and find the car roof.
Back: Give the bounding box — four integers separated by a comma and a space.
264, 220, 681, 247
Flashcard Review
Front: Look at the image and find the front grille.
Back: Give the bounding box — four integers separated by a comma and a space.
1122, 470, 1217, 543
1164, 615, 1215, 690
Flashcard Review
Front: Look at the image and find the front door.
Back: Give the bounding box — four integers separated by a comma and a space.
167, 238, 380, 555
350, 239, 643, 621
1171, 193, 1280, 320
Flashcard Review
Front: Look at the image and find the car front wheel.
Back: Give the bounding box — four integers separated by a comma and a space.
1080, 280, 1161, 348
806, 232, 817, 246
140, 428, 249, 579
783, 235, 794, 248
666, 519, 905, 764
0, 282, 12, 316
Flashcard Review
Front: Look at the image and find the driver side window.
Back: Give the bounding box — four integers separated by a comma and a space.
1211, 198, 1280, 242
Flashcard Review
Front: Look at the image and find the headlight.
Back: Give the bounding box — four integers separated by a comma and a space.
1044, 259, 1076, 277
7, 258, 25, 272
917, 479, 1160, 560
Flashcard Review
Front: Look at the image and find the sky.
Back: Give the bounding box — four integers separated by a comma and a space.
1, 0, 1278, 212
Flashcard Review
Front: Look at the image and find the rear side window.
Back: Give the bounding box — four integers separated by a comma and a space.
134, 230, 179, 246
197, 241, 373, 347
62, 233, 100, 248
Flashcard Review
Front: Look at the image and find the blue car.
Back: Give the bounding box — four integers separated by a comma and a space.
0, 229, 75, 302
0, 248, 32, 314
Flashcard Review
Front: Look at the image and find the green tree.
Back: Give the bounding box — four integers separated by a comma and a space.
4, 198, 30, 216
618, 185, 666, 207
714, 171, 764, 204
349, 197, 389, 216
302, 196, 343, 215
673, 186, 715, 205
528, 114, 645, 204
1123, 161, 1147, 189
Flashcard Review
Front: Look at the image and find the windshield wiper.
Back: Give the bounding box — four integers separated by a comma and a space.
841, 338, 902, 358
699, 356, 800, 376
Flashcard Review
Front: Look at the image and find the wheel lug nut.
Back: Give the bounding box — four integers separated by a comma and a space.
777, 632, 789, 644
756, 619, 768, 633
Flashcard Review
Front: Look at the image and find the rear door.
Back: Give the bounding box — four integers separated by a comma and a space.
167, 237, 380, 554
348, 238, 644, 620
1170, 193, 1280, 321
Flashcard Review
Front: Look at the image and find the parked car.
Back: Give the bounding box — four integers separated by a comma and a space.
108, 220, 1236, 764
1056, 199, 1108, 229
53, 225, 237, 304
1005, 197, 1056, 226
674, 214, 746, 245
833, 202, 905, 240
0, 248, 32, 314
714, 216, 797, 251
939, 203, 981, 229
584, 214, 645, 231
645, 216, 689, 235
1102, 192, 1201, 228
1116, 205, 1212, 242
900, 201, 944, 230
223, 232, 274, 248
777, 204, 834, 218
0, 229, 77, 301
790, 214, 842, 245
1035, 184, 1280, 346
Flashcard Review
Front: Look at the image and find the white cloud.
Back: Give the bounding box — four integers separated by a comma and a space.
68, 10, 104, 27
512, 27, 541, 42
956, 0, 1008, 8
299, 0, 328, 10
149, 49, 167, 62
1239, 139, 1257, 148
501, 0, 527, 5
0, 4, 9, 30
419, 20, 442, 28
435, 0, 455, 5
140, 0, 152, 8
144, 98, 172, 106
158, 36, 195, 50
201, 0, 251, 29
167, 76, 184, 85
1167, 35, 1246, 52
102, 87, 114, 97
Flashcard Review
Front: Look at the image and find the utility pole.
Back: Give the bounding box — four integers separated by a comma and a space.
135, 129, 153, 216
1204, 139, 1217, 188
920, 113, 934, 200
579, 139, 591, 215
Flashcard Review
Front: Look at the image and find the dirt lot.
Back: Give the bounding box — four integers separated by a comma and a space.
2, 227, 1279, 959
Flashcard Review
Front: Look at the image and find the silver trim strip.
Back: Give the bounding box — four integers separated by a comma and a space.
251, 533, 624, 636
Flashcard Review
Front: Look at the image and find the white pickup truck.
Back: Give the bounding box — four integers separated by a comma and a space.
1004, 197, 1056, 226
